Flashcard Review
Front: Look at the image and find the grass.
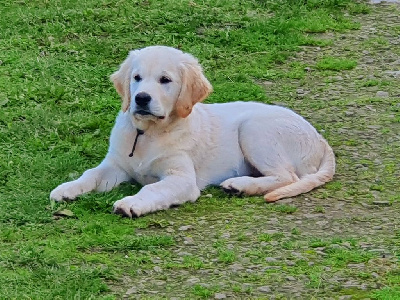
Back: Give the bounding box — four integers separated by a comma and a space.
316, 56, 358, 71
1, 0, 399, 299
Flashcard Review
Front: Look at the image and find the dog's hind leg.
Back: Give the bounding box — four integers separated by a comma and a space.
221, 117, 333, 201
221, 172, 298, 196
220, 118, 304, 198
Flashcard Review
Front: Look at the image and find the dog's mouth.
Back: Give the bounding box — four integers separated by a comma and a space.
134, 110, 165, 119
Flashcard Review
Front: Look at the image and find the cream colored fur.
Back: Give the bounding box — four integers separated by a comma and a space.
50, 46, 335, 217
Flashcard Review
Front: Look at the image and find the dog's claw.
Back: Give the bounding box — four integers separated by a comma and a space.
113, 206, 132, 218
222, 186, 243, 197
130, 208, 139, 218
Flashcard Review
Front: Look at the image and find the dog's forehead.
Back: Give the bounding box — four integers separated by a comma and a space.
133, 47, 185, 75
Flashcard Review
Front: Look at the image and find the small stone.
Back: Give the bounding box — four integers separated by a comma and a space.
373, 200, 390, 206
230, 263, 244, 271
348, 263, 365, 268
342, 242, 352, 249
178, 225, 193, 231
304, 67, 312, 72
186, 277, 200, 285
214, 293, 227, 299
296, 88, 305, 94
265, 257, 279, 262
268, 218, 279, 224
286, 276, 296, 281
385, 71, 400, 78
315, 250, 327, 256
258, 286, 271, 293
338, 296, 352, 300
125, 287, 137, 295
316, 220, 329, 226
376, 91, 389, 98
361, 202, 374, 208
277, 198, 294, 204
153, 266, 162, 273
183, 237, 195, 245
264, 230, 279, 234
371, 272, 379, 278
204, 194, 213, 198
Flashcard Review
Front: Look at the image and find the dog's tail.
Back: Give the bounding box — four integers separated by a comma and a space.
264, 140, 335, 202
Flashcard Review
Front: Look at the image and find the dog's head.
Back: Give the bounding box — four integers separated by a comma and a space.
110, 46, 212, 126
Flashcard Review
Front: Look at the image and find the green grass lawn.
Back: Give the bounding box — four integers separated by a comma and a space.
1, 0, 399, 299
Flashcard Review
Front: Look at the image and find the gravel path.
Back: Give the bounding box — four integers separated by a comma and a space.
118, 3, 400, 299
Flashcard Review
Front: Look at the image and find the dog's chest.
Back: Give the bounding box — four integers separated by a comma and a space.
113, 132, 170, 185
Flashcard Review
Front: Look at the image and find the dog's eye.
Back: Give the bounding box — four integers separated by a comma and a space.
159, 76, 172, 84
134, 75, 142, 82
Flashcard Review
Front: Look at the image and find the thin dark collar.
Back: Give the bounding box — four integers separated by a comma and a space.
128, 128, 144, 157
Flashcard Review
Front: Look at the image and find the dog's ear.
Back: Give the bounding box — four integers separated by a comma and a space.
110, 50, 139, 112
176, 56, 212, 118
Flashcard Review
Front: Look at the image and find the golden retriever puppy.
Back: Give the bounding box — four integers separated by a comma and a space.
50, 46, 335, 217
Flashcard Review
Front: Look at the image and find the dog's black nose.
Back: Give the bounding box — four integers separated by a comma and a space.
135, 92, 151, 107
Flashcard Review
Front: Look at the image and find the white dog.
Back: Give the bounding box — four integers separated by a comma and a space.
50, 46, 335, 217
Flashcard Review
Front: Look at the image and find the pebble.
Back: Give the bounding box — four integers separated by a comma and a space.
265, 257, 279, 262
376, 91, 389, 98
334, 76, 344, 81
348, 263, 365, 268
373, 200, 390, 206
286, 276, 296, 281
263, 81, 274, 86
178, 225, 193, 231
370, 0, 400, 3
214, 293, 227, 299
153, 266, 162, 273
186, 277, 200, 285
277, 198, 294, 204
183, 237, 195, 245
125, 287, 137, 295
230, 263, 244, 271
258, 286, 272, 293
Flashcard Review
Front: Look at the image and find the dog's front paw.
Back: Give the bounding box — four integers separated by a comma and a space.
50, 182, 83, 201
113, 196, 145, 218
